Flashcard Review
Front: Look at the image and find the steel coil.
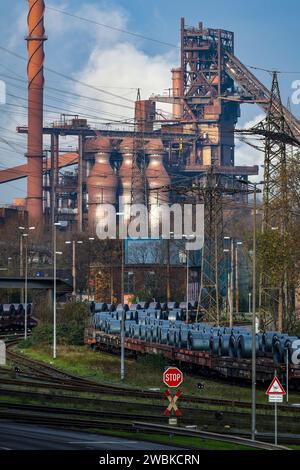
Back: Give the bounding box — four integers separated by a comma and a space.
167, 328, 180, 346
167, 302, 179, 310
285, 336, 300, 363
131, 324, 140, 339
188, 332, 211, 351
272, 334, 289, 364
130, 304, 141, 311
178, 329, 189, 348
210, 335, 221, 356
219, 334, 232, 356
139, 325, 147, 340
125, 321, 135, 337
107, 320, 121, 334
93, 302, 108, 313
146, 326, 152, 342
151, 326, 159, 343
229, 335, 237, 357
262, 332, 277, 353
237, 334, 259, 359
159, 327, 169, 344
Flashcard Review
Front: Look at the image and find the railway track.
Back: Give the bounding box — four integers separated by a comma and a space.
0, 398, 295, 448
0, 400, 298, 444
1, 374, 299, 415
3, 341, 300, 414
1, 338, 300, 447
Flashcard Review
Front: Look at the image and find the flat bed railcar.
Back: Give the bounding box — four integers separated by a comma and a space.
85, 329, 300, 388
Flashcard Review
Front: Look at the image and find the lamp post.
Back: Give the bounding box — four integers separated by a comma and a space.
116, 212, 125, 304
65, 239, 83, 298
88, 237, 95, 301
19, 226, 35, 339
251, 183, 257, 441
186, 249, 189, 323
53, 222, 61, 359
19, 229, 24, 303
183, 235, 194, 323
224, 236, 233, 327
116, 211, 125, 380
235, 241, 243, 315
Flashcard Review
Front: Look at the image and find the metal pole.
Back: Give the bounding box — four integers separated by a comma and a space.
251, 184, 257, 441
53, 226, 57, 360
121, 240, 124, 304
229, 238, 234, 327
20, 235, 24, 303
275, 401, 278, 446
24, 236, 28, 340
88, 241, 91, 302
121, 310, 125, 380
77, 134, 83, 233
235, 244, 239, 315
249, 292, 252, 314
72, 241, 76, 297
186, 250, 189, 323
286, 348, 289, 403
166, 239, 170, 302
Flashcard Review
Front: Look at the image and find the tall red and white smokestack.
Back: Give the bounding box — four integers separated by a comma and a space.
26, 0, 47, 228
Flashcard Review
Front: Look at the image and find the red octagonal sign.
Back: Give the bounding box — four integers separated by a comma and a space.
163, 367, 183, 388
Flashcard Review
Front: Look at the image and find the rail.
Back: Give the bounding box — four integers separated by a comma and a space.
133, 422, 291, 451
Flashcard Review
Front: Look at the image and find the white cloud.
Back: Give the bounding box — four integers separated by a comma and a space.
235, 113, 265, 182
75, 42, 174, 121
0, 1, 175, 202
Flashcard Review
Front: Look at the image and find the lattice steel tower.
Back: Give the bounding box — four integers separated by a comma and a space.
259, 72, 291, 330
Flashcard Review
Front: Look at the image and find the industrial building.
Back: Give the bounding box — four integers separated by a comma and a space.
0, 1, 299, 313
0, 7, 272, 233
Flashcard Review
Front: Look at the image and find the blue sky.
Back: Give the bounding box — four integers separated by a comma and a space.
0, 0, 299, 202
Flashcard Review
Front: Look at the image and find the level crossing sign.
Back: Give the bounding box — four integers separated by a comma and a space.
266, 376, 286, 403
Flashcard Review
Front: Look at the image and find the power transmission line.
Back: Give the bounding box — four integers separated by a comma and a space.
47, 5, 179, 49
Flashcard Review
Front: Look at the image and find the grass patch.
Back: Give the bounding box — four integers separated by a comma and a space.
17, 344, 300, 406
86, 428, 255, 450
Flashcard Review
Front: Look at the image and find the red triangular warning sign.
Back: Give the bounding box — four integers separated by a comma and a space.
265, 376, 286, 395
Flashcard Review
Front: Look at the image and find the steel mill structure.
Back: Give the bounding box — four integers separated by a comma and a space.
2, 9, 300, 233
0, 7, 300, 239
7, 8, 298, 231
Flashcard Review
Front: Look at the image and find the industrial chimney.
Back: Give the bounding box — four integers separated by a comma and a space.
26, 0, 47, 228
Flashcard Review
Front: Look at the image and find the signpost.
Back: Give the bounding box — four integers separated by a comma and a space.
266, 376, 286, 445
163, 367, 183, 388
163, 367, 183, 425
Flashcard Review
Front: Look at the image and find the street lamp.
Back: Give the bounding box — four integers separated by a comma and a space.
19, 226, 35, 339
53, 222, 61, 359
235, 241, 243, 315
183, 234, 194, 323
116, 212, 125, 305
223, 248, 230, 322
116, 212, 125, 381
250, 181, 264, 441
65, 239, 83, 298
88, 238, 95, 301
224, 237, 234, 327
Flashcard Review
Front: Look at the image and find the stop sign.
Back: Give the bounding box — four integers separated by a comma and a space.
163, 367, 183, 388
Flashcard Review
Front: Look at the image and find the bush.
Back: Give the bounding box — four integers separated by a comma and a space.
19, 302, 90, 348
136, 354, 167, 371
289, 321, 300, 337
